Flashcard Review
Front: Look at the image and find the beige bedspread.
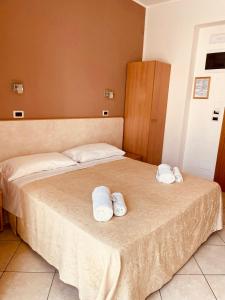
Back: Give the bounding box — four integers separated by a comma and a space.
16, 158, 222, 300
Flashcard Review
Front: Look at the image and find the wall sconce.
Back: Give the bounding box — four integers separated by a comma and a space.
12, 82, 24, 94
104, 89, 114, 99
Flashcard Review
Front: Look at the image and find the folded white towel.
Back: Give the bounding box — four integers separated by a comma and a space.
173, 167, 183, 183
112, 192, 127, 217
156, 164, 176, 184
92, 186, 113, 222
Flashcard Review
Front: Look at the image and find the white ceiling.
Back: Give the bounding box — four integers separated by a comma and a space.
133, 0, 174, 7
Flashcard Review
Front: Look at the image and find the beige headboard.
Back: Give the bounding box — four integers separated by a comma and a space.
0, 117, 124, 162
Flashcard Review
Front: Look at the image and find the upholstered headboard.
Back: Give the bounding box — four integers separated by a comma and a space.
0, 118, 124, 162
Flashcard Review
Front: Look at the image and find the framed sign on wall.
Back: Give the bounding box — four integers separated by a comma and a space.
193, 76, 211, 99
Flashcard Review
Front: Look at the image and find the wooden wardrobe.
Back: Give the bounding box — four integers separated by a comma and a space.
123, 61, 171, 165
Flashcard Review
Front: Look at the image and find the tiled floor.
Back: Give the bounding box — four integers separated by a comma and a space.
0, 228, 225, 300
0, 226, 79, 300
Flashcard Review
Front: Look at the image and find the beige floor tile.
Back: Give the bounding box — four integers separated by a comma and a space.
146, 290, 161, 300
6, 242, 55, 272
48, 273, 79, 300
0, 227, 20, 241
218, 228, 225, 242
0, 272, 54, 300
206, 275, 225, 300
160, 275, 215, 300
194, 245, 225, 274
177, 257, 201, 275
0, 241, 20, 271
204, 232, 225, 245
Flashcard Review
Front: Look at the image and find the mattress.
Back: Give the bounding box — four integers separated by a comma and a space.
3, 158, 223, 300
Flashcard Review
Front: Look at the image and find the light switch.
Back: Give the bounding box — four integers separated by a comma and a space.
212, 108, 220, 121
212, 116, 219, 121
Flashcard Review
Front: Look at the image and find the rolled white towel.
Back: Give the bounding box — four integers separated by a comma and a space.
112, 192, 127, 217
92, 186, 113, 222
156, 164, 175, 184
173, 167, 183, 183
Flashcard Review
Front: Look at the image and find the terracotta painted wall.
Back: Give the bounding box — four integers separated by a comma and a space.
0, 0, 145, 120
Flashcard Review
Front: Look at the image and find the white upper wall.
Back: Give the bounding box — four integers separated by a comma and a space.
143, 0, 225, 167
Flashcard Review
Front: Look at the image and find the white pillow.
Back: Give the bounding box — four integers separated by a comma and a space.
63, 143, 125, 163
1, 152, 76, 182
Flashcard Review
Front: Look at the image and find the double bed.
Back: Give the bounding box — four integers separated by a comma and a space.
0, 118, 223, 300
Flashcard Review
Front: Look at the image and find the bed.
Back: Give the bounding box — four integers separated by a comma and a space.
0, 118, 223, 300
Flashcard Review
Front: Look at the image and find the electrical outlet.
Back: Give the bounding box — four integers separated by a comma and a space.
13, 111, 24, 119
102, 110, 109, 117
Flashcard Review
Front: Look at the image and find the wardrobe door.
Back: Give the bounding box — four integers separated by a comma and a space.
147, 62, 171, 165
123, 61, 155, 160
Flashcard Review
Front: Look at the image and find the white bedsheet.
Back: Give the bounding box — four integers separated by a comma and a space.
1, 156, 124, 217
